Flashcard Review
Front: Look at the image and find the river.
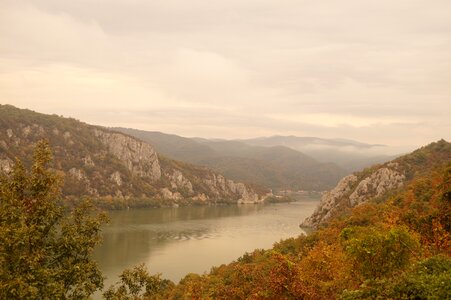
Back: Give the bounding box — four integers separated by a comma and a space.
93, 198, 319, 294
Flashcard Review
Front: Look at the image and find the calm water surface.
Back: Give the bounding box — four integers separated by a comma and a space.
94, 199, 319, 291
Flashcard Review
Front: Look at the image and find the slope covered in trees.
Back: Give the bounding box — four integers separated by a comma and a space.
115, 128, 347, 191
105, 141, 451, 299
0, 105, 268, 209
302, 140, 451, 229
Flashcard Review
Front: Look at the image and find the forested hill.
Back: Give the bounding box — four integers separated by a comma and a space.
121, 140, 450, 299
301, 139, 451, 228
0, 105, 269, 208
114, 127, 347, 191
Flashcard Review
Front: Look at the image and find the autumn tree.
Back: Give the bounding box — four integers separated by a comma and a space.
103, 264, 174, 300
0, 140, 108, 299
340, 225, 419, 280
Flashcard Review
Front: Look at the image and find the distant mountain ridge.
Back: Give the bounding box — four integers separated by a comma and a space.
114, 128, 348, 191
240, 135, 384, 148
0, 105, 268, 207
238, 135, 396, 172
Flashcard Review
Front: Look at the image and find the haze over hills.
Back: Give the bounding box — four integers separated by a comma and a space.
238, 135, 397, 172
115, 128, 399, 190
115, 128, 348, 191
0, 105, 268, 208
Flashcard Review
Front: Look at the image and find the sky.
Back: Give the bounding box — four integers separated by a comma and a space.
0, 0, 450, 152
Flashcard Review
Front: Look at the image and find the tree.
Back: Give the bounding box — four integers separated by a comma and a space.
341, 255, 451, 299
340, 225, 419, 280
103, 264, 174, 300
0, 140, 108, 299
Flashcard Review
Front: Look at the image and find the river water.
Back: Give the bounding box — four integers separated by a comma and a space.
94, 199, 319, 292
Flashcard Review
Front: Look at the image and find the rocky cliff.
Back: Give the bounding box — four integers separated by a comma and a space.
93, 129, 161, 181
0, 105, 267, 206
301, 140, 451, 228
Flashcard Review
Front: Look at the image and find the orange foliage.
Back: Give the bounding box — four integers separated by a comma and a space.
294, 242, 351, 300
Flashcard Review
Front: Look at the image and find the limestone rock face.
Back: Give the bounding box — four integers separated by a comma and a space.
301, 163, 406, 229
203, 173, 261, 203
110, 171, 123, 186
94, 129, 161, 181
166, 170, 193, 194
160, 188, 182, 200
192, 193, 208, 202
349, 164, 405, 206
68, 168, 87, 181
301, 174, 358, 228
0, 157, 13, 173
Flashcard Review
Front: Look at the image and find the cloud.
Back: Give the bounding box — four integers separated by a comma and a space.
0, 0, 450, 149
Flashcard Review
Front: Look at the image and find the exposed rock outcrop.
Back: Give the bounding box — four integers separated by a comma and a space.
160, 188, 183, 200
301, 174, 358, 228
166, 170, 193, 194
158, 170, 262, 203
68, 168, 87, 181
301, 162, 406, 229
0, 157, 13, 173
202, 173, 261, 203
6, 129, 13, 138
349, 163, 405, 206
94, 129, 161, 181
110, 171, 123, 186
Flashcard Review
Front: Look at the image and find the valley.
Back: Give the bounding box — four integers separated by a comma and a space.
1, 105, 449, 299
2, 1, 450, 298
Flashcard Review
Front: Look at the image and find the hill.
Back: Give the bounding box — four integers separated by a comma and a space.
104, 140, 451, 299
0, 105, 268, 208
239, 135, 397, 172
114, 128, 347, 191
302, 139, 451, 228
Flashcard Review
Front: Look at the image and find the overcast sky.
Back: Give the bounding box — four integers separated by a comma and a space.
1, 0, 450, 151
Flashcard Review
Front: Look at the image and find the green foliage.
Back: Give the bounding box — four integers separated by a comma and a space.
340, 226, 419, 279
396, 139, 451, 179
391, 255, 451, 299
0, 140, 107, 299
341, 255, 451, 299
273, 234, 319, 257
103, 264, 174, 300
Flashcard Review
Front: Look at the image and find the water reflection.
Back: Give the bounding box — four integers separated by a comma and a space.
94, 200, 319, 291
